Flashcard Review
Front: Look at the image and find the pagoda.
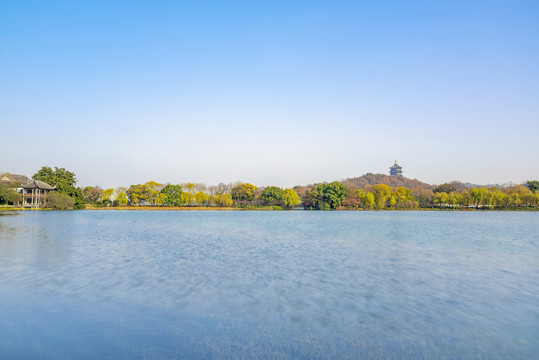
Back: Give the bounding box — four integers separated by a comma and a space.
389, 158, 403, 177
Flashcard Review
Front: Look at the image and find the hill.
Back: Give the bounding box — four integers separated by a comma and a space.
340, 173, 435, 190
0, 173, 30, 185
293, 173, 435, 200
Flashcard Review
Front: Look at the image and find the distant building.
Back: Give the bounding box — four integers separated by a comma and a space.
389, 158, 403, 177
1, 173, 55, 207
18, 180, 56, 206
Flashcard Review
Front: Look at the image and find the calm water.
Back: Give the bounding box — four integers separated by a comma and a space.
0, 211, 538, 359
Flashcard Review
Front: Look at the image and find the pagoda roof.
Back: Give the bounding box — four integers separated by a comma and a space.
20, 180, 56, 190
390, 163, 402, 169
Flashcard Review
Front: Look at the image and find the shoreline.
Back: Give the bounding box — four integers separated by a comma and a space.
2, 206, 538, 212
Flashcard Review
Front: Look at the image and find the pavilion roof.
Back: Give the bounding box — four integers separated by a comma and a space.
20, 180, 56, 190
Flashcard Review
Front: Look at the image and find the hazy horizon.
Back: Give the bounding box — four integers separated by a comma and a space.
1, 165, 533, 190
2, 1, 538, 189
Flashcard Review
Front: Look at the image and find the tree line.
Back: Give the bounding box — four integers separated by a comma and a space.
299, 180, 539, 209
82, 181, 302, 209
1, 166, 538, 210
299, 182, 416, 209
82, 179, 539, 210
429, 182, 539, 209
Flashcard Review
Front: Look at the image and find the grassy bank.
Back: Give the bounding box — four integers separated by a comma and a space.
0, 206, 53, 211
2, 205, 538, 212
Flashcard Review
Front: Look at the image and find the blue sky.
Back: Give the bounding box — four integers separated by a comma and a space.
1, 0, 538, 188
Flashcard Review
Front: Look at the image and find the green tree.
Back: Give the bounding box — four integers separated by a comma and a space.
260, 186, 284, 205
394, 187, 415, 207
44, 191, 76, 210
155, 193, 167, 206
433, 192, 448, 206
303, 188, 320, 209
232, 183, 257, 203
510, 193, 521, 207
527, 180, 539, 193
490, 189, 505, 208
317, 182, 346, 209
145, 181, 163, 205
0, 185, 23, 205
160, 184, 183, 206
448, 192, 458, 207
484, 188, 496, 208
354, 189, 375, 209
302, 182, 345, 209
354, 189, 365, 206
459, 190, 472, 207
33, 166, 84, 209
506, 186, 535, 207
469, 188, 488, 208
433, 182, 461, 193
126, 184, 148, 205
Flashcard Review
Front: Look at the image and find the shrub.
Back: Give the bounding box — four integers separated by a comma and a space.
44, 192, 76, 210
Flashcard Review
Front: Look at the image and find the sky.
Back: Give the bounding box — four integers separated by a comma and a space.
1, 0, 538, 189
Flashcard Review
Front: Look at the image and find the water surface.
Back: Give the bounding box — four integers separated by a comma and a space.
0, 211, 538, 359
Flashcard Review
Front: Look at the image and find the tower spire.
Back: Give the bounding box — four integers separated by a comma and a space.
389, 157, 403, 177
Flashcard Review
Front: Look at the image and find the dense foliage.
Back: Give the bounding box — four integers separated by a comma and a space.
527, 180, 539, 193
44, 192, 76, 210
303, 182, 346, 210
282, 188, 301, 208
260, 186, 284, 205
160, 184, 183, 206
231, 183, 257, 203
33, 167, 84, 209
83, 186, 103, 203
300, 177, 539, 210
0, 183, 23, 205
96, 178, 537, 210
4, 168, 539, 211
431, 185, 539, 208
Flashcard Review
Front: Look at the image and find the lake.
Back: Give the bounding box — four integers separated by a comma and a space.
0, 210, 538, 359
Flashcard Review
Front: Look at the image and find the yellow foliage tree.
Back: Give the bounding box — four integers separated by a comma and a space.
282, 188, 301, 208
116, 192, 128, 206
101, 188, 114, 204
372, 184, 392, 208
195, 191, 209, 205
216, 193, 233, 207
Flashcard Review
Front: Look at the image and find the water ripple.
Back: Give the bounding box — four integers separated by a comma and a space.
0, 211, 538, 359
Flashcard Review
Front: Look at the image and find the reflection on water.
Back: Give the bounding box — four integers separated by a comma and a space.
0, 211, 538, 359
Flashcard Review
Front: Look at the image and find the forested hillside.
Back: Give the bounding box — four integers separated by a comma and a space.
340, 173, 435, 191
